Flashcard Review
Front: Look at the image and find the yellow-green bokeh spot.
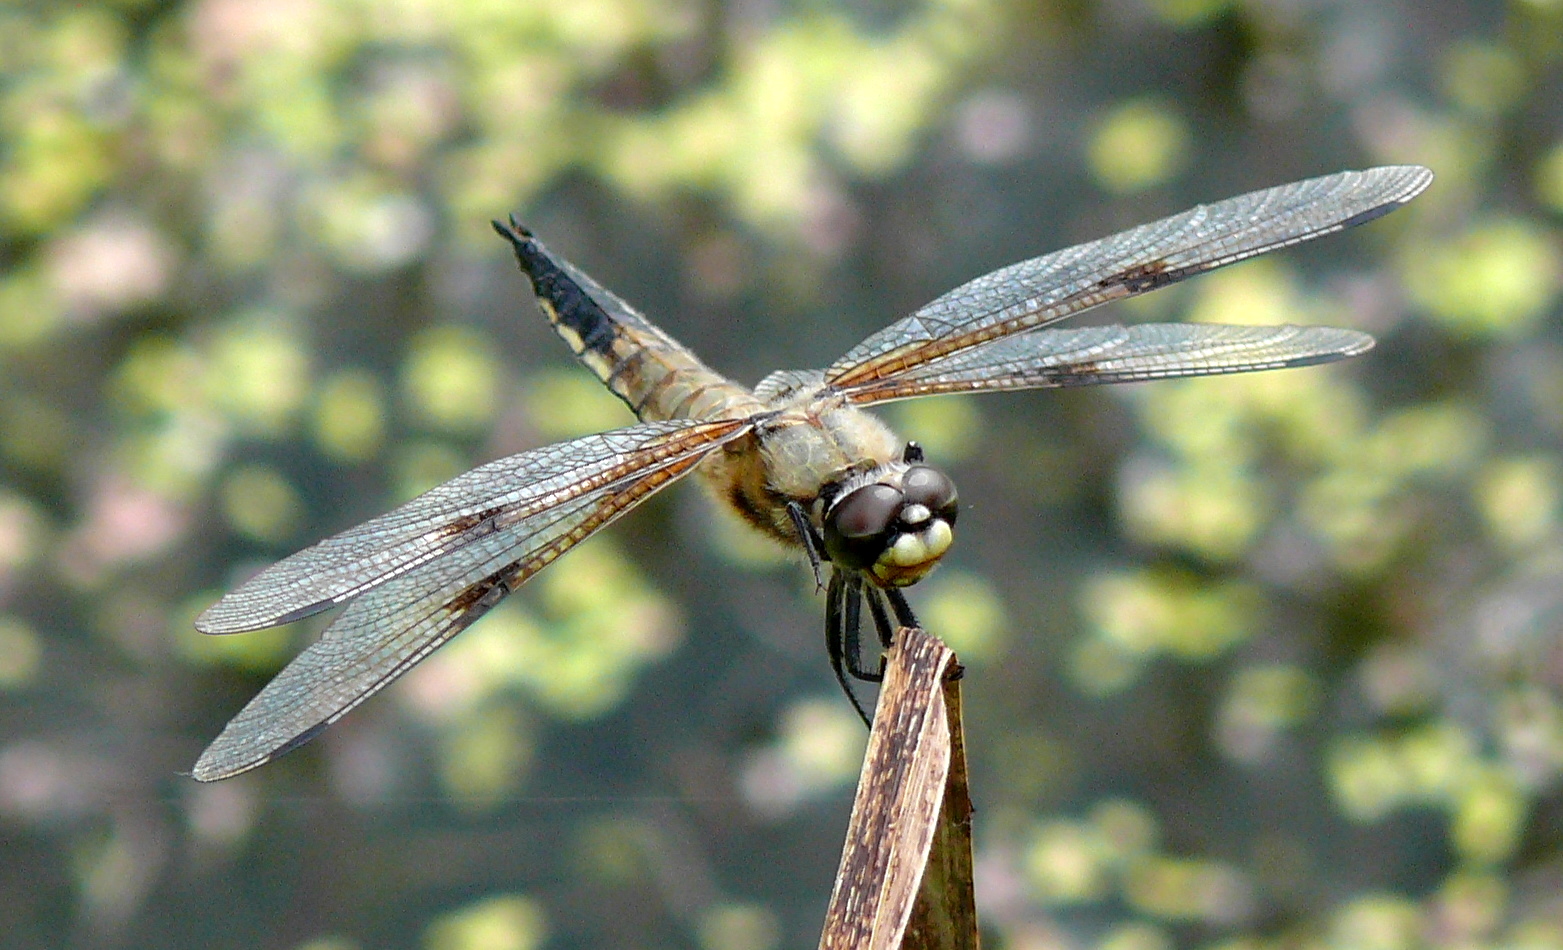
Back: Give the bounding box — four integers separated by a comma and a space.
831, 38, 944, 176
1088, 98, 1191, 194
1327, 723, 1479, 824
1090, 798, 1161, 863
1371, 402, 1488, 479
403, 325, 504, 433
312, 368, 387, 463
1120, 458, 1265, 563
697, 902, 781, 950
1434, 871, 1509, 942
1441, 40, 1526, 116
308, 175, 432, 273
1475, 455, 1559, 550
1329, 895, 1423, 950
1220, 664, 1319, 739
219, 463, 303, 545
522, 367, 633, 441
886, 394, 982, 463
115, 414, 227, 500
1080, 568, 1259, 662
1185, 259, 1300, 329
0, 491, 44, 575
1068, 635, 1149, 696
1144, 0, 1235, 28
1508, 919, 1563, 950
208, 311, 311, 436
424, 894, 546, 950
1097, 923, 1172, 950
0, 7, 121, 237
293, 937, 359, 950
0, 265, 63, 349
571, 817, 650, 887
777, 697, 866, 790
1301, 401, 1487, 572
1453, 769, 1526, 865
1401, 722, 1478, 799
112, 336, 205, 418
1328, 735, 1413, 822
918, 569, 1006, 662
292, 937, 359, 950
0, 615, 42, 688
1408, 218, 1561, 338
1537, 140, 1563, 213
1025, 819, 1110, 904
0, 394, 74, 473
1122, 855, 1246, 922
437, 703, 534, 809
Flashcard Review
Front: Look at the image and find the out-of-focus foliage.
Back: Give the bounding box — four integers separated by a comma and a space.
5, 0, 1563, 947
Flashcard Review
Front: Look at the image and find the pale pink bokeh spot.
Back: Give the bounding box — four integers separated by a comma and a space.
57, 475, 190, 585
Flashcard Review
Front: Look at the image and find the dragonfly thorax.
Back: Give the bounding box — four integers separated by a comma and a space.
822, 462, 958, 588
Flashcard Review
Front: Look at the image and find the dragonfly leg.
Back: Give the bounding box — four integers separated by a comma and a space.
884, 587, 919, 634
842, 572, 874, 679
825, 569, 874, 726
787, 500, 827, 591
855, 587, 894, 684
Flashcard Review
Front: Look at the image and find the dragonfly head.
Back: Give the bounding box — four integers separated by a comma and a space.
822, 460, 958, 588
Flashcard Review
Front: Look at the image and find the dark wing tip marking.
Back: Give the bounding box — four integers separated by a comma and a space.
194, 595, 326, 636
192, 720, 332, 782
1336, 200, 1410, 231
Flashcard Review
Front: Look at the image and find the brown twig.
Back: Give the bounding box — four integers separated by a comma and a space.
818, 626, 979, 950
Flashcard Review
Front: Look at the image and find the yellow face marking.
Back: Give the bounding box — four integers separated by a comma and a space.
869, 518, 955, 587
923, 519, 953, 557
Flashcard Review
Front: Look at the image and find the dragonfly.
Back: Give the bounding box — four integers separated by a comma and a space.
191, 164, 1433, 781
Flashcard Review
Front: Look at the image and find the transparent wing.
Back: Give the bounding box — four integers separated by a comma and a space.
840, 323, 1373, 404
826, 165, 1431, 392
197, 420, 743, 634
192, 418, 749, 781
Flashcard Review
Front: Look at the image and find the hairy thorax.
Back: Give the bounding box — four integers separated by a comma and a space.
698, 391, 902, 547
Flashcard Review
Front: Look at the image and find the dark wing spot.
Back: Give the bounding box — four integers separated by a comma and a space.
1098, 259, 1175, 293
437, 506, 504, 540
446, 566, 515, 617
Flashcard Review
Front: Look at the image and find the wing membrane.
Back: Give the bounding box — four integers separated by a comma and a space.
192, 418, 749, 781
826, 165, 1430, 391
197, 420, 744, 634
841, 323, 1373, 403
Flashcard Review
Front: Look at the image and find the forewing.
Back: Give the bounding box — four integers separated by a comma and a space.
193, 418, 750, 781
197, 420, 742, 634
826, 165, 1431, 390
840, 323, 1373, 403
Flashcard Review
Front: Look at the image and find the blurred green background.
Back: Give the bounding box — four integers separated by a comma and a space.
3, 0, 1563, 948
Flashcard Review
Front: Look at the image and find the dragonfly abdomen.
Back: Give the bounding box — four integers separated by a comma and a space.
495, 219, 759, 424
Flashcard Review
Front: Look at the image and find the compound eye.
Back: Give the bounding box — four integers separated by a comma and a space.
902, 466, 958, 523
824, 483, 904, 568
831, 484, 903, 539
